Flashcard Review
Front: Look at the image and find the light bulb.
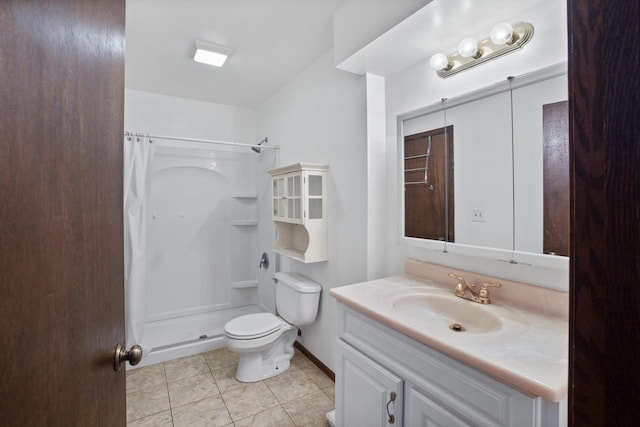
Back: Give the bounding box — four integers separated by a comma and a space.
458, 38, 479, 58
429, 53, 450, 71
490, 23, 514, 45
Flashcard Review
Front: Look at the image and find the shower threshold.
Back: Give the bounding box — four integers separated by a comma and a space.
134, 304, 265, 368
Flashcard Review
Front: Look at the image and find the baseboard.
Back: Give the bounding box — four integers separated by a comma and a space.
294, 341, 335, 382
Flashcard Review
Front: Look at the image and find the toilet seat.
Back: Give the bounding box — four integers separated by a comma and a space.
224, 313, 283, 340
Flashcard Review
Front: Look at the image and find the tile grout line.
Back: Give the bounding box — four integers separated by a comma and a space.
127, 349, 333, 426
162, 362, 176, 427
215, 379, 240, 425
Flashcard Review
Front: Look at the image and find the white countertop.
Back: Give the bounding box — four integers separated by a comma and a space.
330, 273, 568, 402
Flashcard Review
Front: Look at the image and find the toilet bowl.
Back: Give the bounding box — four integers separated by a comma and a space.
224, 272, 321, 382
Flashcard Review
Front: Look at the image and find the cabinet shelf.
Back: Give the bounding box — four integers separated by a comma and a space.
231, 220, 258, 226
231, 280, 259, 289
231, 193, 258, 200
273, 247, 310, 263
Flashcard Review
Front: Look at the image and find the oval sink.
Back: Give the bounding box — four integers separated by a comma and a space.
388, 292, 502, 334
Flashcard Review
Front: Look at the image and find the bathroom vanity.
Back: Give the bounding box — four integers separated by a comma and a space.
330, 260, 568, 427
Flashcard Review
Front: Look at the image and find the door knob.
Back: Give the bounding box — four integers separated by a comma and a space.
113, 344, 143, 371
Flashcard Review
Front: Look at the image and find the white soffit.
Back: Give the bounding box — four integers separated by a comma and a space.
336, 0, 567, 76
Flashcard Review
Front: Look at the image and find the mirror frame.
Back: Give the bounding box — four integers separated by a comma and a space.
396, 62, 569, 273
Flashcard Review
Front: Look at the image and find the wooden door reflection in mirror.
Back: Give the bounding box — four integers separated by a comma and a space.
404, 126, 454, 241
543, 100, 569, 256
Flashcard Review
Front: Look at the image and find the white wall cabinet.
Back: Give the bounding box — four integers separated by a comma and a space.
335, 302, 564, 427
269, 163, 328, 263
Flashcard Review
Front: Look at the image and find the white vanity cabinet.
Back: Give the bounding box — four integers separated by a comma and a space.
337, 341, 403, 427
335, 302, 563, 427
269, 163, 327, 263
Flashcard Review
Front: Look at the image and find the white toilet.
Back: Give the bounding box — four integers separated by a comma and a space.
224, 272, 321, 382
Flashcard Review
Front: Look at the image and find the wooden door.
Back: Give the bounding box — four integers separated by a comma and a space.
0, 1, 126, 425
404, 126, 454, 241
543, 101, 569, 256
568, 0, 640, 425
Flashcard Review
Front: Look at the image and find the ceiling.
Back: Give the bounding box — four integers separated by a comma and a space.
125, 0, 347, 108
126, 0, 566, 109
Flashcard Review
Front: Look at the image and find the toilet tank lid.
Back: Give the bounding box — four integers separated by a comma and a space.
274, 272, 321, 293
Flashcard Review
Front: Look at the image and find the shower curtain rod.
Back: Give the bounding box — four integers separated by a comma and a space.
124, 132, 274, 150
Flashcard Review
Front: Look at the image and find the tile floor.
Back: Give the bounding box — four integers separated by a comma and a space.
126, 348, 335, 427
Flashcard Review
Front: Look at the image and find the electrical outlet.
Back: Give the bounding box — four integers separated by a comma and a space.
472, 208, 485, 222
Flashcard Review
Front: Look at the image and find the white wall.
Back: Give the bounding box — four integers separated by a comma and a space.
383, 6, 569, 290
125, 89, 257, 143
333, 0, 431, 67
256, 50, 368, 370
366, 73, 387, 280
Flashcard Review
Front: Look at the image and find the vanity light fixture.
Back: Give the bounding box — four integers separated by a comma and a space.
457, 38, 481, 59
193, 40, 231, 67
429, 22, 534, 78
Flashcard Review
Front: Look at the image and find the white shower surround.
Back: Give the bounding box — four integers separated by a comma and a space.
124, 90, 280, 368
136, 142, 272, 367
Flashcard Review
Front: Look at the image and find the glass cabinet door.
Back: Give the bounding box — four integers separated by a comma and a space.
272, 178, 278, 217
273, 177, 286, 219
272, 168, 325, 225
287, 176, 294, 220
284, 173, 302, 222
293, 175, 301, 220
308, 174, 323, 219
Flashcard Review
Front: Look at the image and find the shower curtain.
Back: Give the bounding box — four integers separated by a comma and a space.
123, 135, 154, 354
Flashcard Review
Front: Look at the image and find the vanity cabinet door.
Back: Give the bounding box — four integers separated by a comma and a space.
336, 340, 403, 427
406, 384, 472, 427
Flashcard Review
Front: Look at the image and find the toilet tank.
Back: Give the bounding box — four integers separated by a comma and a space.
275, 272, 321, 325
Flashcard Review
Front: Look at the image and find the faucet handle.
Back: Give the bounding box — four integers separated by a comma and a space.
477, 282, 502, 304
448, 272, 467, 297
481, 282, 502, 290
448, 272, 466, 283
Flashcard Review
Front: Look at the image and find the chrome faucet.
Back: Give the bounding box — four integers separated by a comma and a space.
448, 272, 501, 305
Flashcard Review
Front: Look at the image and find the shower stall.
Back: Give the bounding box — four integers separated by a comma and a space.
124, 134, 278, 367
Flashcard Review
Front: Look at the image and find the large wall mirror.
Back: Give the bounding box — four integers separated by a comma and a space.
399, 63, 569, 262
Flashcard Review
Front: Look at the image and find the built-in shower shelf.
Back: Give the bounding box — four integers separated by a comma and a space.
231, 193, 258, 199
231, 220, 258, 226
231, 280, 259, 289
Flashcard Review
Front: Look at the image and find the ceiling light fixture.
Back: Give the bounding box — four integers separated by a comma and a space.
429, 22, 534, 78
193, 40, 231, 67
